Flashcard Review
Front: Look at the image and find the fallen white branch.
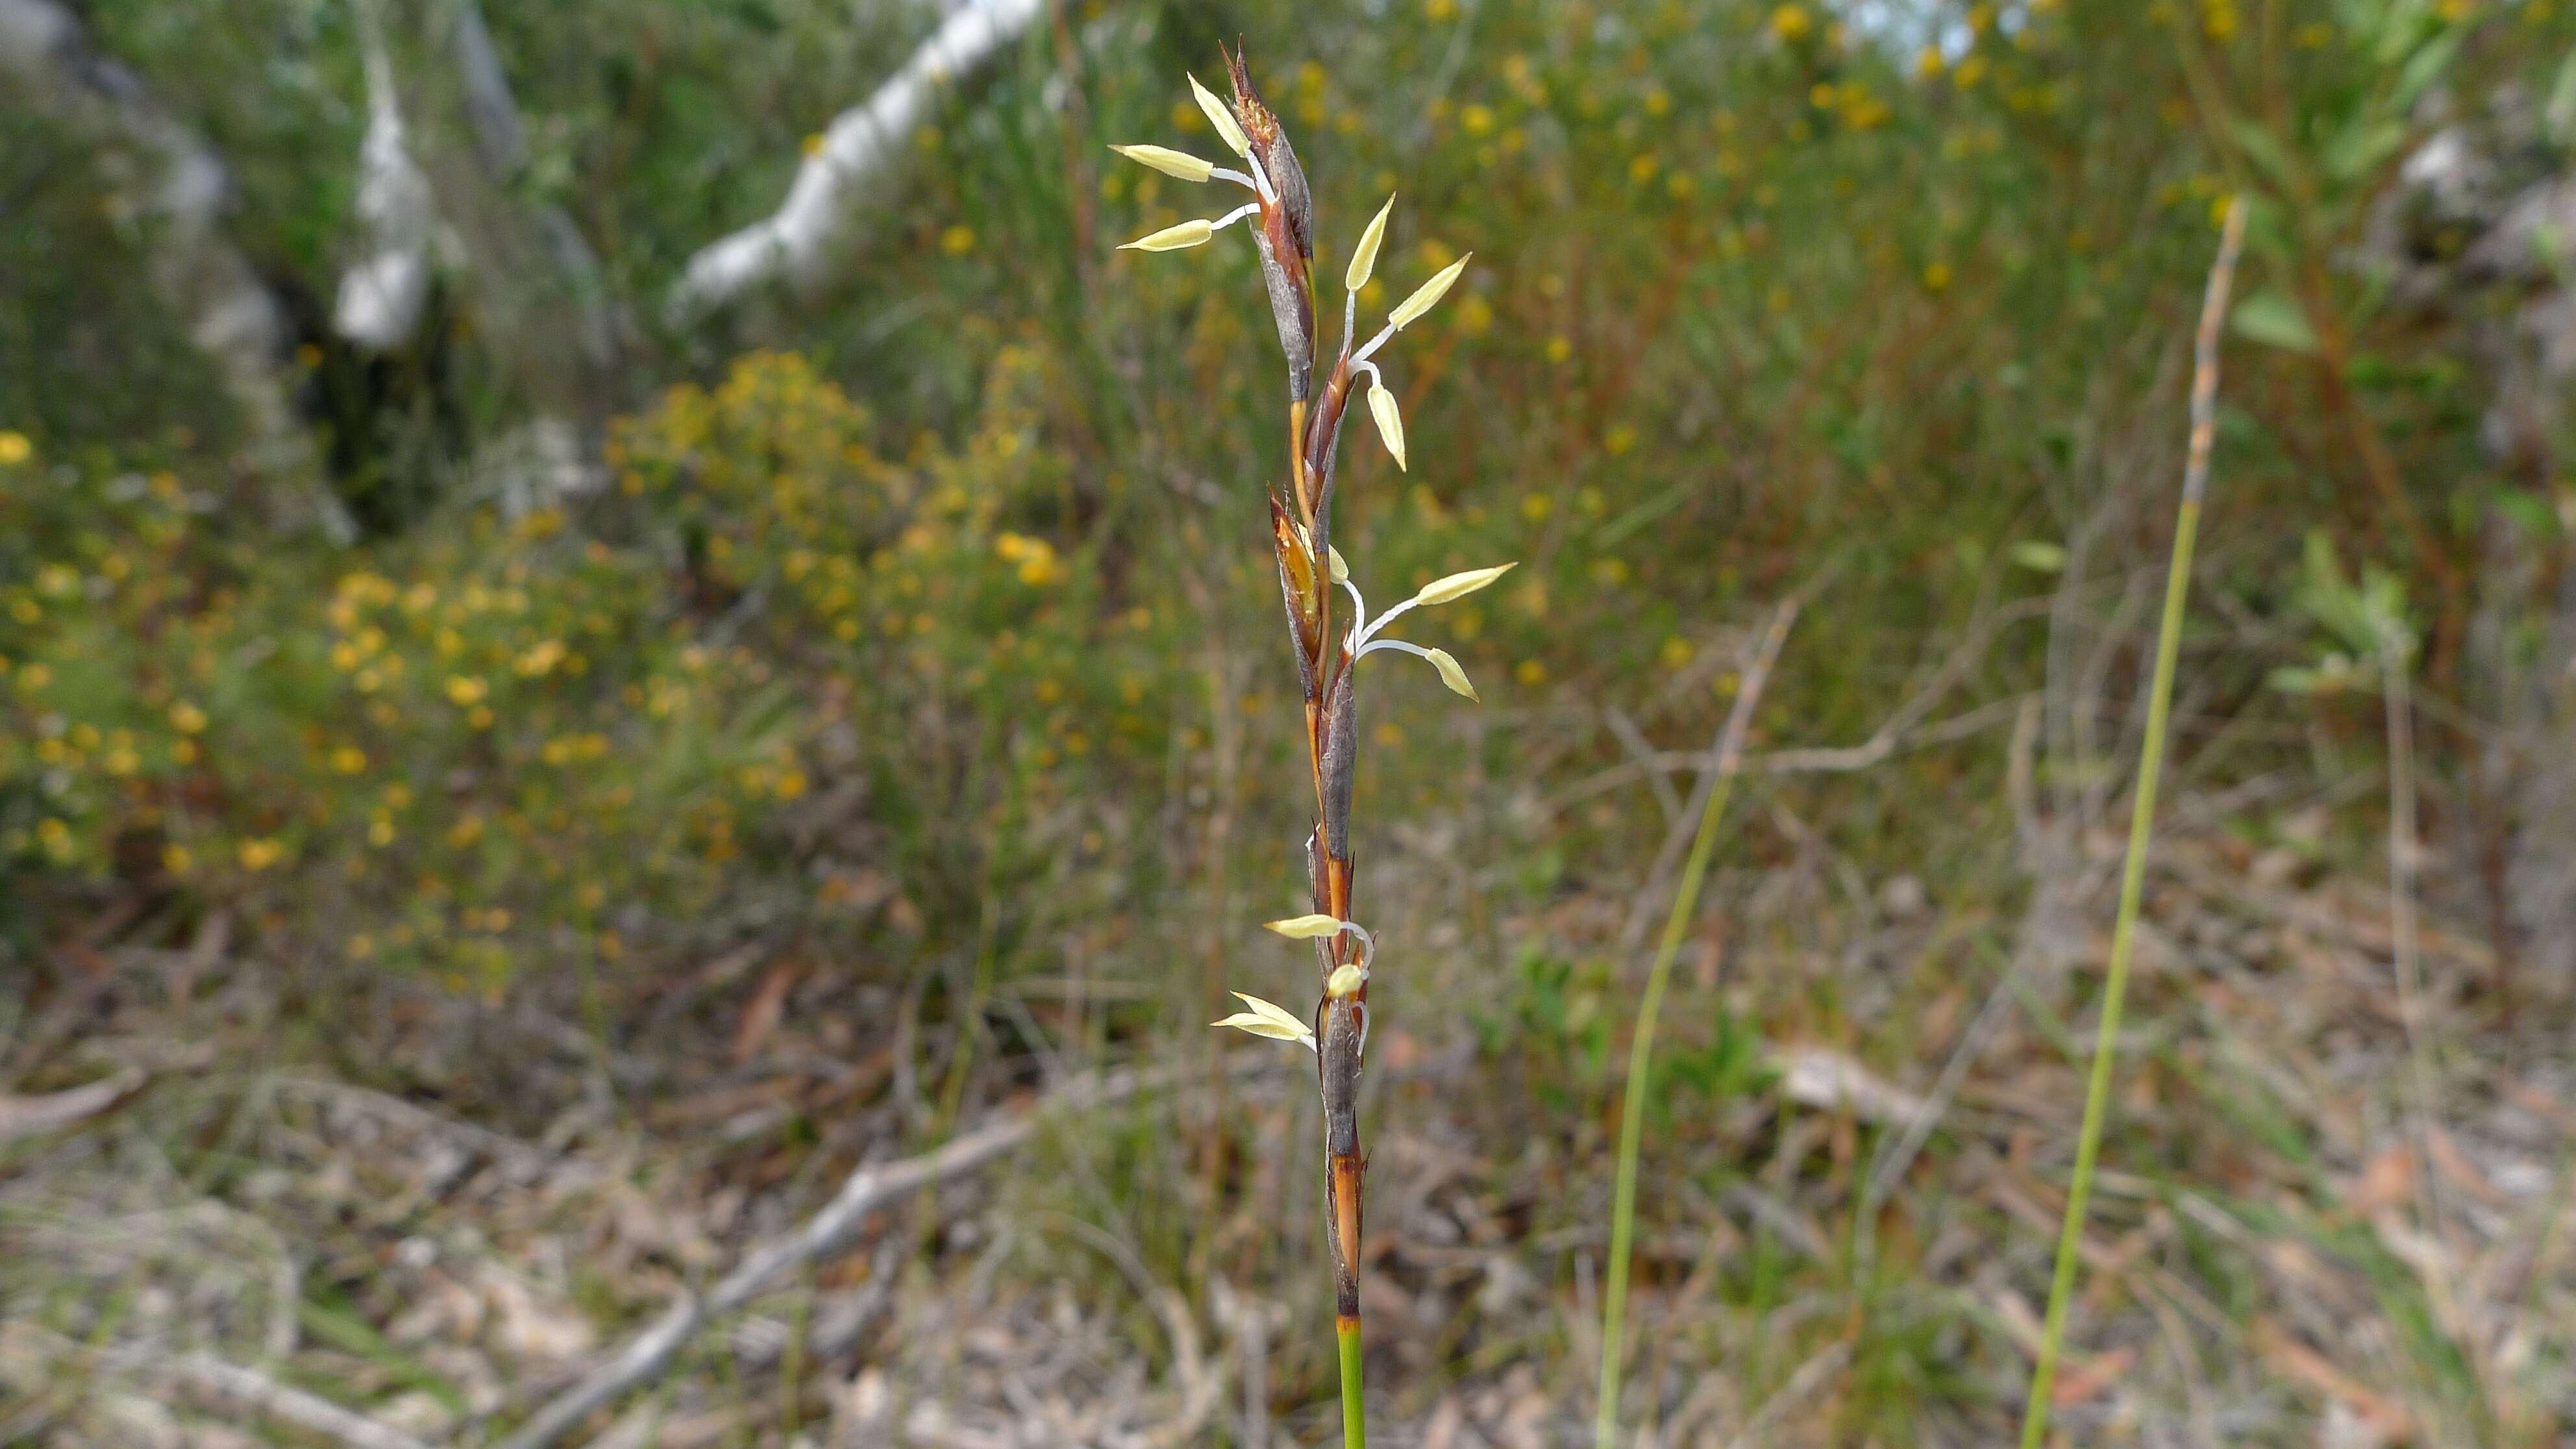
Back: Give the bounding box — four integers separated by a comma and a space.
147, 1350, 434, 1449
496, 1067, 1144, 1449
669, 0, 1045, 318
0, 1322, 429, 1449
0, 1069, 143, 1143
1771, 1046, 1929, 1127
332, 0, 434, 349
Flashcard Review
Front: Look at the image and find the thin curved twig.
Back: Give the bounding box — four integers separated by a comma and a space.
1041, 1213, 1220, 1447
1596, 595, 1800, 1446
0, 1069, 144, 1143
1557, 594, 2053, 823
145, 1351, 433, 1449
494, 1068, 1143, 1449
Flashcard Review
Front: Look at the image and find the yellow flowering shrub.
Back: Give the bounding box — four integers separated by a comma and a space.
2, 350, 1182, 991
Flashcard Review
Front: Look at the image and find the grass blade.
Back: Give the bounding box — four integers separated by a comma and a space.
2018, 195, 2246, 1446
1594, 597, 1800, 1449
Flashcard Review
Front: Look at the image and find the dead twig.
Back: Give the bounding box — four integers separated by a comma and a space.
494, 1068, 1145, 1449
1601, 705, 1682, 828
1615, 591, 1809, 958
1041, 1213, 1220, 1448
1598, 594, 1802, 1443
7, 1330, 425, 1449
1557, 594, 2051, 820
142, 1350, 434, 1449
0, 1069, 143, 1143
1719, 1339, 1852, 1449
272, 1072, 550, 1177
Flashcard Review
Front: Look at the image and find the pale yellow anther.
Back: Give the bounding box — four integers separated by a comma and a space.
1120, 218, 1215, 253
1410, 562, 1515, 608
1189, 73, 1250, 157
1264, 913, 1345, 939
1388, 254, 1472, 330
1367, 382, 1407, 472
1427, 647, 1480, 702
1211, 991, 1316, 1048
1347, 195, 1395, 293
1109, 143, 1217, 183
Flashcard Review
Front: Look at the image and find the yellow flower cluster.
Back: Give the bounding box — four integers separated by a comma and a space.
6, 341, 1202, 991
994, 532, 1063, 586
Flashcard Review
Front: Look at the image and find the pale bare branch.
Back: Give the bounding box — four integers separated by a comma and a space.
669, 0, 1045, 318
333, 0, 434, 349
0, 1069, 143, 1143
495, 1068, 1145, 1449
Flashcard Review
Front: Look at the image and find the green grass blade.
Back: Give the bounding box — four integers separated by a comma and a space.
2016, 499, 2198, 1444
1595, 599, 1799, 1449
2019, 197, 2245, 1447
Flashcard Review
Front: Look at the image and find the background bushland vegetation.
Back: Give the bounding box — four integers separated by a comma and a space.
9, 0, 2576, 1443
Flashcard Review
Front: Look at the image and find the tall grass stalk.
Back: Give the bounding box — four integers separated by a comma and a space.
1594, 598, 1799, 1449
2018, 196, 2245, 1446
1111, 49, 1502, 1448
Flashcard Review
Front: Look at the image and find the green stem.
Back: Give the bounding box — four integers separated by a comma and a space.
1337, 1315, 1365, 1448
2020, 196, 2242, 1449
2017, 502, 2198, 1447
1594, 598, 1796, 1449
1593, 765, 1739, 1449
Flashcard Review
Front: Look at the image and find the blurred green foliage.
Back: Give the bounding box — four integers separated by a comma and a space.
14, 2, 2576, 1437
1, 351, 1187, 991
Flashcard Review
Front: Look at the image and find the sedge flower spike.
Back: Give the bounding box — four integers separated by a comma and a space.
1117, 50, 1497, 1446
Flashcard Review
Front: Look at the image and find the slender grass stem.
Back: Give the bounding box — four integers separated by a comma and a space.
1594, 599, 1800, 1449
1594, 768, 1737, 1449
1337, 1315, 1366, 1448
2017, 498, 2198, 1443
2018, 197, 2244, 1448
